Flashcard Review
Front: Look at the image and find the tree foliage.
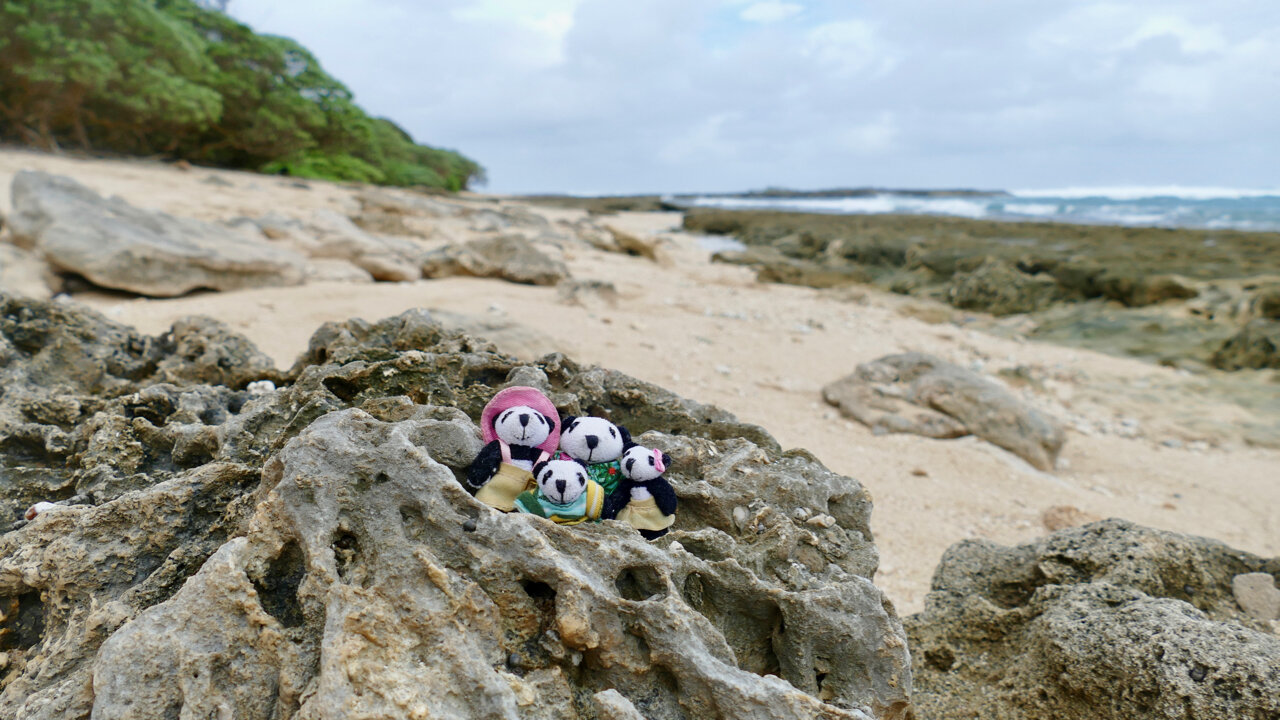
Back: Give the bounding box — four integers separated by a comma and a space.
0, 0, 483, 190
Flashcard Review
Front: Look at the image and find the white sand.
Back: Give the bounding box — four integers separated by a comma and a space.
3, 149, 1276, 613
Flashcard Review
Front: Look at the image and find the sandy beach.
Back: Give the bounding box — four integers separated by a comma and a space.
3, 148, 1276, 613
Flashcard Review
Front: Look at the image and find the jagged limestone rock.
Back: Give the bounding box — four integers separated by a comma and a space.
906, 520, 1280, 720
1, 299, 910, 719
91, 409, 907, 719
421, 234, 570, 286
8, 171, 306, 296
823, 353, 1066, 470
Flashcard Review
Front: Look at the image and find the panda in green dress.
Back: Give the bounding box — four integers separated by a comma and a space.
555, 416, 633, 497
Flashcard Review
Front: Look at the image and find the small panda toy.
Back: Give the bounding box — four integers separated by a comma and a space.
467, 387, 561, 512
606, 445, 677, 539
514, 458, 605, 525
556, 415, 633, 496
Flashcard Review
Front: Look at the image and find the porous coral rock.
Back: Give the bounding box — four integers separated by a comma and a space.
906, 520, 1280, 720
0, 298, 911, 719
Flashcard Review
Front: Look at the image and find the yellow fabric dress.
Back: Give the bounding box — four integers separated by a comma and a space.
616, 497, 675, 532
474, 443, 547, 512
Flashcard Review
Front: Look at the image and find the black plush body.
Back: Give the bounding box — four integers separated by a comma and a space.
603, 477, 679, 539
465, 440, 548, 492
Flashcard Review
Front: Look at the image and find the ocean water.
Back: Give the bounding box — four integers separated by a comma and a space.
677, 187, 1280, 232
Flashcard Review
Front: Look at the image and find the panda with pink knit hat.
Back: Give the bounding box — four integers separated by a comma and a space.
466, 386, 562, 512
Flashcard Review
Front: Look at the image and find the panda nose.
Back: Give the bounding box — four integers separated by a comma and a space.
519, 413, 530, 427
555, 479, 567, 495
585, 435, 599, 449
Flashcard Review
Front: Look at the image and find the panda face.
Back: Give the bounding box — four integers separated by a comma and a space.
535, 459, 589, 504
621, 446, 669, 482
493, 405, 553, 447
559, 416, 628, 464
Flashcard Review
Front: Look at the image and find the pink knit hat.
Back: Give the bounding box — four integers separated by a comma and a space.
480, 386, 561, 453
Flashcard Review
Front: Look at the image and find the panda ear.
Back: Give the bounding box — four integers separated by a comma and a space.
570, 457, 587, 469
618, 426, 634, 448
533, 460, 550, 476
562, 415, 577, 430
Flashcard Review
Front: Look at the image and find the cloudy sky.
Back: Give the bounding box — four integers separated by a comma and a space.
230, 1, 1280, 194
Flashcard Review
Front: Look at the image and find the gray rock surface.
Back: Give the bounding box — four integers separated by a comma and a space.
305, 209, 425, 282
0, 244, 53, 298
422, 234, 570, 285
906, 519, 1280, 720
0, 296, 910, 720
8, 171, 306, 296
1233, 572, 1280, 621
823, 353, 1066, 470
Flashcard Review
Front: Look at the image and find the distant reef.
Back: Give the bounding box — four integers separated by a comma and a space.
0, 0, 482, 190
708, 187, 1009, 199
520, 188, 1007, 214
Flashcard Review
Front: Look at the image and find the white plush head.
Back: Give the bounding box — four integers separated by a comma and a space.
559, 415, 630, 464
621, 446, 671, 482
534, 459, 589, 504
493, 405, 554, 447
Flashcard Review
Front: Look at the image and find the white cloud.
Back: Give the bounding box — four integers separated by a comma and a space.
803, 20, 896, 77
739, 1, 803, 24
229, 1, 1280, 192
838, 113, 899, 155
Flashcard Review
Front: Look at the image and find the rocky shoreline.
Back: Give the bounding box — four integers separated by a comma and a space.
0, 295, 1276, 719
1, 154, 1278, 718
680, 208, 1280, 373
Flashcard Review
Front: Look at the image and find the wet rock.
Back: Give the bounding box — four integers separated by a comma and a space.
1232, 573, 1280, 621
421, 234, 569, 286
948, 258, 1060, 316
907, 520, 1280, 720
823, 353, 1066, 470
8, 171, 306, 296
1211, 320, 1280, 370
714, 247, 870, 289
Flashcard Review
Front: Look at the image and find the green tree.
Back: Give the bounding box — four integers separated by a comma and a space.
0, 0, 483, 190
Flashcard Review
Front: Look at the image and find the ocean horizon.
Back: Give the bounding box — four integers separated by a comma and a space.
673, 186, 1280, 232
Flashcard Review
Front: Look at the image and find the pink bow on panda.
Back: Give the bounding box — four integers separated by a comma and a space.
652, 449, 665, 473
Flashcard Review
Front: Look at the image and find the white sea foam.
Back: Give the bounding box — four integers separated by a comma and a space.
1002, 202, 1060, 217
679, 190, 1280, 231
1012, 186, 1280, 200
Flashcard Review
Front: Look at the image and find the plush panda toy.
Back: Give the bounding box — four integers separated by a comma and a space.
606, 445, 677, 539
556, 415, 633, 496
514, 458, 605, 525
467, 386, 561, 512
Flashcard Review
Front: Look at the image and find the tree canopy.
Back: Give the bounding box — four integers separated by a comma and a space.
0, 0, 483, 190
